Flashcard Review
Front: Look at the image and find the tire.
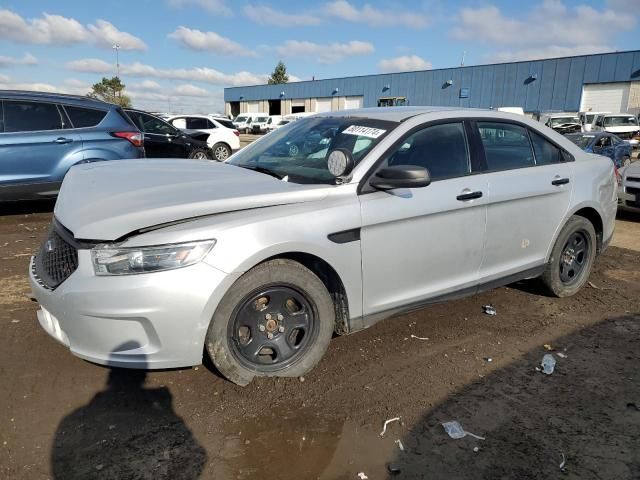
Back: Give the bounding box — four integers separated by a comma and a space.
622, 156, 631, 167
541, 215, 597, 297
212, 143, 232, 161
206, 259, 335, 386
188, 148, 212, 160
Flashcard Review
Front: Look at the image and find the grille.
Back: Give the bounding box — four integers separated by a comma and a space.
34, 228, 78, 290
615, 131, 634, 140
626, 176, 640, 183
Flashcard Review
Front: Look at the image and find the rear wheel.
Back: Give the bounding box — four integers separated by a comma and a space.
212, 143, 232, 161
541, 216, 597, 297
188, 148, 211, 160
206, 259, 335, 386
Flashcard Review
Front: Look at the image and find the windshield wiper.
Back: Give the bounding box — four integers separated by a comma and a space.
237, 164, 284, 180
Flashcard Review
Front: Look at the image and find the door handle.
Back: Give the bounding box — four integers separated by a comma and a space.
456, 190, 483, 201
53, 137, 73, 144
551, 177, 570, 186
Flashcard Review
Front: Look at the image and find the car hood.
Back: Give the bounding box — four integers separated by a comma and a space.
605, 126, 639, 133
55, 159, 330, 241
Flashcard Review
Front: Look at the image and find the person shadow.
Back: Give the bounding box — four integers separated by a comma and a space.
51, 342, 207, 480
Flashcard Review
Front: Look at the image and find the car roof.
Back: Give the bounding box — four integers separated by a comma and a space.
0, 89, 112, 108
314, 106, 488, 122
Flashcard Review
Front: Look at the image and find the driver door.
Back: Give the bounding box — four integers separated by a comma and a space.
359, 121, 487, 316
133, 112, 185, 158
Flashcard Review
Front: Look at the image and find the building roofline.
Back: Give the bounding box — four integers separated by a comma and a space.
225, 49, 640, 91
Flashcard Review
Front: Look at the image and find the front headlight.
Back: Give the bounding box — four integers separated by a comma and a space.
91, 240, 216, 276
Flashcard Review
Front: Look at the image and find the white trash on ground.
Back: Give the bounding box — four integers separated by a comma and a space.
483, 305, 497, 315
379, 417, 401, 437
541, 354, 556, 375
442, 421, 485, 440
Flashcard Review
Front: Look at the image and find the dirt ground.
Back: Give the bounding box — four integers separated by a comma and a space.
0, 203, 639, 480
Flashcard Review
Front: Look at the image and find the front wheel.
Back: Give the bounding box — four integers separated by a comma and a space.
541, 215, 597, 297
212, 143, 232, 161
206, 259, 335, 386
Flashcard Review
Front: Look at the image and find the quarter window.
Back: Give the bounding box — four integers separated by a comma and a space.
64, 105, 107, 128
186, 117, 211, 130
4, 100, 64, 132
478, 122, 534, 171
387, 123, 469, 180
139, 113, 176, 135
530, 130, 562, 165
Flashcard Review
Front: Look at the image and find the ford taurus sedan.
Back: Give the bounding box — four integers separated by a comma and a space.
30, 107, 617, 386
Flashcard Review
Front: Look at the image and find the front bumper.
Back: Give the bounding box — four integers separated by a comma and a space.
30, 252, 239, 369
618, 180, 640, 213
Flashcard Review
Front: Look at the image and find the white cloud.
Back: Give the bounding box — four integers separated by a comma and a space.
324, 1, 430, 28
174, 83, 210, 96
0, 76, 60, 93
88, 19, 147, 51
168, 26, 254, 56
131, 79, 162, 90
378, 55, 432, 73
0, 74, 10, 83
243, 5, 322, 26
0, 9, 145, 50
167, 0, 232, 16
276, 40, 374, 64
66, 58, 269, 86
0, 52, 38, 68
451, 1, 635, 62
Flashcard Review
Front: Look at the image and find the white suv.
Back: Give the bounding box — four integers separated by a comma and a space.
166, 114, 240, 161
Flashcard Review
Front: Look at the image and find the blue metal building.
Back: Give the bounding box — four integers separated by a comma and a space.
224, 50, 640, 118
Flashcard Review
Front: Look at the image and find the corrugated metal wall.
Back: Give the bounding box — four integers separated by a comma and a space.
224, 51, 640, 112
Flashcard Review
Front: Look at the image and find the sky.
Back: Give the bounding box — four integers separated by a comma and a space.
0, 0, 639, 113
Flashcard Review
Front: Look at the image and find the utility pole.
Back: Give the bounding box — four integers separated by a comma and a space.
112, 44, 121, 77
460, 51, 466, 67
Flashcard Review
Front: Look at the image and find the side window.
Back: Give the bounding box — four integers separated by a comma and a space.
186, 117, 209, 130
478, 122, 534, 171
206, 119, 216, 129
610, 136, 620, 146
4, 100, 63, 132
387, 122, 470, 181
140, 114, 176, 135
64, 105, 107, 128
529, 130, 562, 165
171, 118, 187, 129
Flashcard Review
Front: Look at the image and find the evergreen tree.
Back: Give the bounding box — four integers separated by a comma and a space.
268, 61, 289, 85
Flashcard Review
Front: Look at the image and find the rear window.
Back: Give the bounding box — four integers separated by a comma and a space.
604, 116, 638, 127
3, 100, 64, 132
215, 118, 235, 129
478, 122, 535, 171
64, 105, 107, 128
567, 134, 594, 149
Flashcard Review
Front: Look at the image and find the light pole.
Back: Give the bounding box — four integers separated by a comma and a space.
112, 44, 121, 78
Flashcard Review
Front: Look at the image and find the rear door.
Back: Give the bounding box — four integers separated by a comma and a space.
0, 99, 82, 195
475, 121, 573, 282
131, 111, 185, 158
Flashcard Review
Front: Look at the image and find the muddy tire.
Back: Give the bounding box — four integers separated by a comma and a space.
188, 148, 212, 160
206, 259, 335, 386
541, 215, 597, 297
212, 143, 232, 161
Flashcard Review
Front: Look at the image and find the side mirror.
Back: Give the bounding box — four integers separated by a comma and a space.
370, 165, 431, 190
327, 149, 354, 177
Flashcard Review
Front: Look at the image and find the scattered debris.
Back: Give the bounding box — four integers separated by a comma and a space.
484, 357, 493, 363
559, 453, 567, 472
587, 281, 614, 291
95, 464, 104, 471
557, 352, 567, 359
11, 320, 20, 324
543, 344, 554, 351
483, 305, 497, 315
442, 421, 485, 440
380, 417, 401, 437
357, 472, 369, 479
410, 334, 429, 340
387, 463, 401, 475
541, 354, 556, 375
473, 446, 480, 452
627, 402, 639, 411
299, 376, 305, 383
395, 439, 405, 452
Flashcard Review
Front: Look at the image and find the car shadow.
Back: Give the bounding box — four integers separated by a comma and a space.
0, 199, 55, 216
385, 314, 640, 479
50, 342, 207, 480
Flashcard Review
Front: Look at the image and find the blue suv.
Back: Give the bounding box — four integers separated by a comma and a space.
0, 90, 144, 201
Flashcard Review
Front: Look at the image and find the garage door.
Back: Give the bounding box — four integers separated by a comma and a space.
344, 96, 363, 110
247, 101, 260, 113
315, 98, 332, 112
580, 83, 630, 113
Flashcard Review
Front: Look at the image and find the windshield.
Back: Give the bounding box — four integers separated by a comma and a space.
550, 116, 579, 127
277, 120, 290, 126
604, 116, 638, 127
567, 134, 594, 149
256, 117, 268, 122
586, 114, 596, 123
234, 116, 248, 123
228, 117, 397, 185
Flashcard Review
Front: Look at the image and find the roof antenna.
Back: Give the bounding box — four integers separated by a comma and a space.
460, 51, 466, 67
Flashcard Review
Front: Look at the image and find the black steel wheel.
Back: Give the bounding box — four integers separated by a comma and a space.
205, 259, 335, 386
541, 215, 597, 297
229, 285, 318, 371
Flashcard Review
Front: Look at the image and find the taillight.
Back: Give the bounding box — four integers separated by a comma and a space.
112, 131, 143, 147
233, 130, 240, 137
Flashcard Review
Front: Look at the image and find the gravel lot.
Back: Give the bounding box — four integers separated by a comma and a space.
0, 203, 639, 480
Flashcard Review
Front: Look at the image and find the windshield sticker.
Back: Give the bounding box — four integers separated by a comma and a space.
342, 125, 386, 139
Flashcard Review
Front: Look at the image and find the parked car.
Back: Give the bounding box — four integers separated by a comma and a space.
0, 90, 144, 201
590, 113, 640, 147
565, 132, 633, 167
271, 119, 291, 131
618, 162, 640, 213
165, 114, 240, 161
579, 111, 609, 132
540, 113, 582, 134
233, 113, 267, 133
30, 107, 617, 386
124, 109, 212, 160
